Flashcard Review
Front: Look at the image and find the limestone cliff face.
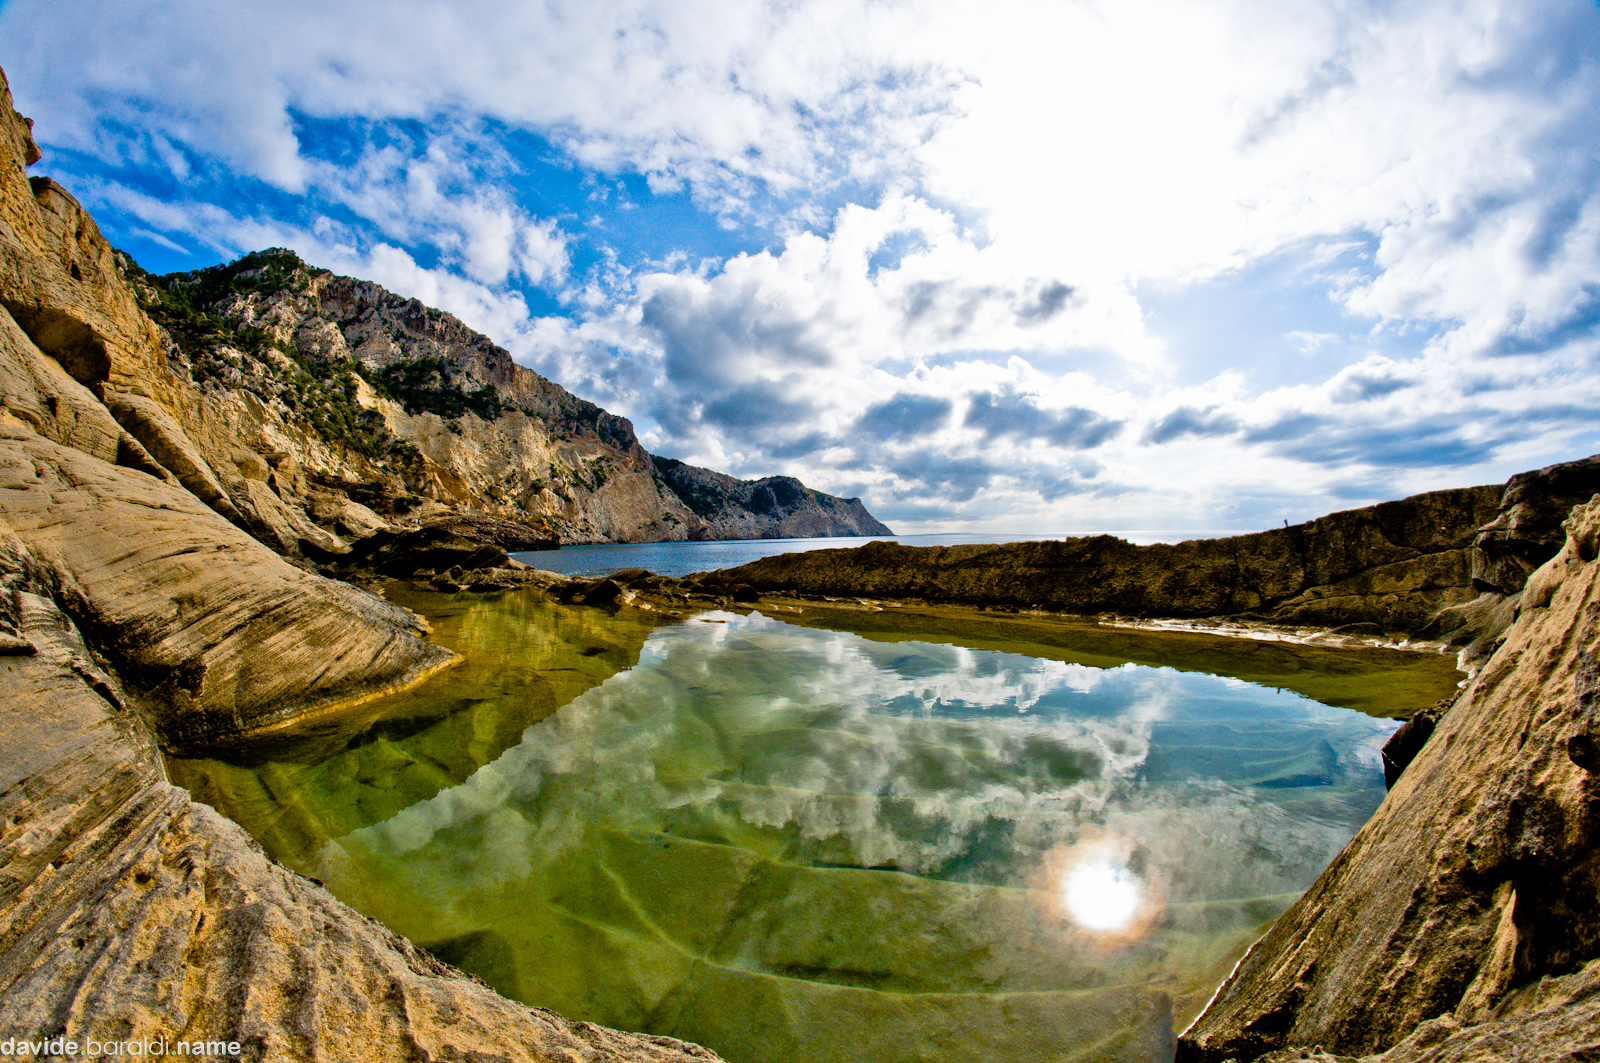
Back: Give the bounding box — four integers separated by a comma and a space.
0, 65, 719, 1062
122, 246, 890, 549
722, 459, 1600, 660
1176, 496, 1600, 1063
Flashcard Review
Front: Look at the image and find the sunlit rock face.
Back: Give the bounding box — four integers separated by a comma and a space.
1180, 497, 1600, 1063
301, 611, 1397, 1063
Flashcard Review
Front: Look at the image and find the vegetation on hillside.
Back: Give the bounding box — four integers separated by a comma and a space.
369, 357, 504, 421
118, 248, 508, 459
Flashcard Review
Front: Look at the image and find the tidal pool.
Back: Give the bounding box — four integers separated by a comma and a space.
168, 592, 1458, 1063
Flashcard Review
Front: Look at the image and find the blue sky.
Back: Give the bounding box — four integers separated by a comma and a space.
3, 0, 1599, 534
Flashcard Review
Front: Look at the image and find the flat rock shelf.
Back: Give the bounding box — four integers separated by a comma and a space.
167, 590, 1463, 1063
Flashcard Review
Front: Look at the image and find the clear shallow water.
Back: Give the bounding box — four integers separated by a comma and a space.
170, 595, 1412, 1063
511, 530, 1225, 579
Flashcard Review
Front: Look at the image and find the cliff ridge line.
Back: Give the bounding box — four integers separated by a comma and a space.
120, 244, 890, 550
720, 458, 1600, 663
0, 63, 724, 1061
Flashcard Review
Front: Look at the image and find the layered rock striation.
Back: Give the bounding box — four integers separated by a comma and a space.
0, 66, 721, 1061
0, 526, 720, 1062
721, 457, 1600, 661
1177, 497, 1600, 1063
8, 52, 1600, 1063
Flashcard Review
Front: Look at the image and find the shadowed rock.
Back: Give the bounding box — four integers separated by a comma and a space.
720, 461, 1600, 659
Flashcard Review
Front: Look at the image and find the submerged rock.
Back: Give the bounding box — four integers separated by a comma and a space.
4, 50, 1600, 1063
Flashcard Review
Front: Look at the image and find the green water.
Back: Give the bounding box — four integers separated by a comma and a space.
167, 590, 1460, 1063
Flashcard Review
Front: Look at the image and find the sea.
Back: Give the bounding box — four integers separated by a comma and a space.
510, 530, 1228, 579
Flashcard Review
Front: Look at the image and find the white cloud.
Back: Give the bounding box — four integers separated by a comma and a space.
300, 132, 571, 287
4, 0, 1598, 532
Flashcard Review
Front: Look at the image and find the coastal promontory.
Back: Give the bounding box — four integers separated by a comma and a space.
4, 48, 1600, 1063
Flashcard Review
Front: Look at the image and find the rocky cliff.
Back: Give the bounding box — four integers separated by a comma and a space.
720, 456, 1600, 663
0, 65, 721, 1061
651, 456, 890, 539
1176, 497, 1600, 1063
8, 51, 1600, 1063
119, 245, 889, 550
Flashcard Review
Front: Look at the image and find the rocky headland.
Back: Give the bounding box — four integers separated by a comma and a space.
116, 241, 888, 553
715, 455, 1600, 666
4, 55, 1600, 1063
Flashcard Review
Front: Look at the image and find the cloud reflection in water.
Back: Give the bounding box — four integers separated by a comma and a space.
318, 609, 1398, 1063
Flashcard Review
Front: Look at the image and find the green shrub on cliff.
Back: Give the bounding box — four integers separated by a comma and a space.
357, 357, 504, 421
118, 249, 408, 461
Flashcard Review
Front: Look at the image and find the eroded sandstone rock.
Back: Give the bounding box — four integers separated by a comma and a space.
1178, 495, 1600, 1062
0, 421, 458, 743
0, 528, 721, 1063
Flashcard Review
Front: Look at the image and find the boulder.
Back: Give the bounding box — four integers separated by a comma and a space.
0, 421, 457, 744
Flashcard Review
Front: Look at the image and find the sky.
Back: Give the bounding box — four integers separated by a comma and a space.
3, 0, 1598, 535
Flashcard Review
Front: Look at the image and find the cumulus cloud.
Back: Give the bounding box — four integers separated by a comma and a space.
1, 0, 947, 215
4, 0, 1599, 532
964, 391, 1122, 450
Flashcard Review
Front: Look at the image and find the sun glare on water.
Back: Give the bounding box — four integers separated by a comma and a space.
1062, 851, 1143, 931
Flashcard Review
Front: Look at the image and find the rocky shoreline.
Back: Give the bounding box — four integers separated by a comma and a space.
707, 454, 1600, 669
1182, 497, 1600, 1063
0, 67, 725, 1061
4, 55, 1600, 1063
